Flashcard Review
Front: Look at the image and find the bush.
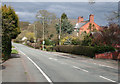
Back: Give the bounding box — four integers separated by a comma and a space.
46, 46, 54, 51
55, 45, 115, 58
45, 39, 54, 45
55, 45, 95, 58
71, 38, 81, 45
95, 45, 115, 54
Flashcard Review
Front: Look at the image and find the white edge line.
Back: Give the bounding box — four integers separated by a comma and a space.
19, 50, 53, 84
99, 76, 116, 82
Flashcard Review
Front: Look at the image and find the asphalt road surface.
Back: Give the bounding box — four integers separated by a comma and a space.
6, 43, 119, 83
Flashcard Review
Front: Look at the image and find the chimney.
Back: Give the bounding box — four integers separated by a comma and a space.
89, 14, 94, 23
78, 16, 84, 23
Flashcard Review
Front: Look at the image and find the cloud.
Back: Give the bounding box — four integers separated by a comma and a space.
3, 2, 118, 25
3, 0, 120, 2
15, 11, 36, 22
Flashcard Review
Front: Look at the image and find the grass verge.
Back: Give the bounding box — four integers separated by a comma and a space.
12, 46, 15, 48
11, 49, 18, 54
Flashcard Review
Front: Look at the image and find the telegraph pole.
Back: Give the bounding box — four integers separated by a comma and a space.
42, 17, 45, 50
34, 23, 36, 49
59, 18, 61, 45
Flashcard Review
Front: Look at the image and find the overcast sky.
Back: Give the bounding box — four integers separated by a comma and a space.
3, 2, 118, 26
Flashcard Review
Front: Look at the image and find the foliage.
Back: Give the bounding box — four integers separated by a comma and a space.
36, 10, 57, 40
82, 33, 93, 46
11, 49, 18, 54
87, 23, 97, 33
2, 5, 20, 60
92, 23, 120, 46
60, 36, 82, 45
55, 19, 73, 34
44, 39, 54, 45
95, 45, 115, 54
71, 37, 82, 45
25, 32, 35, 43
55, 45, 95, 58
46, 46, 54, 51
36, 10, 56, 24
61, 13, 68, 22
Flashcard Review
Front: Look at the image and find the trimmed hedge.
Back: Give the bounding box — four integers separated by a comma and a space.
46, 46, 54, 51
55, 45, 115, 58
55, 45, 95, 58
95, 45, 115, 54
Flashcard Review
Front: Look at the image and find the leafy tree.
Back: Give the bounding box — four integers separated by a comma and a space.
82, 33, 93, 46
61, 13, 68, 22
55, 17, 73, 35
2, 5, 20, 60
25, 32, 35, 43
36, 10, 57, 40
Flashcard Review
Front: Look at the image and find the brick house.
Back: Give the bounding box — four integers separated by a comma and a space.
74, 14, 103, 35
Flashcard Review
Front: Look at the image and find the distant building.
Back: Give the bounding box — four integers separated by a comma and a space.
22, 37, 27, 41
74, 14, 103, 35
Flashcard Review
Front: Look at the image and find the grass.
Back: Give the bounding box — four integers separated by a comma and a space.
12, 46, 15, 48
11, 49, 18, 54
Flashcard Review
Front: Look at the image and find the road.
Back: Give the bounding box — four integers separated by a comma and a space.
5, 43, 119, 83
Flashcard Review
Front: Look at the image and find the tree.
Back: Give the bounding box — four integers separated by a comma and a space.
55, 13, 73, 35
26, 32, 35, 43
2, 5, 20, 60
36, 10, 57, 40
61, 13, 68, 22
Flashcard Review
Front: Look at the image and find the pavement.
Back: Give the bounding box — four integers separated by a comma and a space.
2, 43, 120, 83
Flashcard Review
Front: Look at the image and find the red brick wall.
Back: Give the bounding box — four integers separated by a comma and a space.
95, 52, 120, 60
79, 22, 102, 34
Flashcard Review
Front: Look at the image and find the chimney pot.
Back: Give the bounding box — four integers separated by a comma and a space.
89, 14, 94, 23
78, 16, 84, 23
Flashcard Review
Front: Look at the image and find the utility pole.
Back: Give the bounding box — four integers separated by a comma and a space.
42, 17, 45, 50
59, 18, 61, 45
34, 23, 36, 49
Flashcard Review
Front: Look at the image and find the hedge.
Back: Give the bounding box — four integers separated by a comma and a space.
55, 45, 115, 58
55, 45, 95, 58
94, 45, 115, 54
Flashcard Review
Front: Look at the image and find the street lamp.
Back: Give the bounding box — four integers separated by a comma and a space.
37, 15, 45, 50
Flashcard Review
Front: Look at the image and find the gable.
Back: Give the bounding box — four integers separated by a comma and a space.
80, 22, 102, 31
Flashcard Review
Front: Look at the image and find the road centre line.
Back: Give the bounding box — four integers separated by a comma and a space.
49, 57, 58, 61
73, 66, 89, 72
53, 53, 116, 69
53, 54, 71, 59
19, 50, 53, 84
98, 64, 115, 69
99, 76, 116, 82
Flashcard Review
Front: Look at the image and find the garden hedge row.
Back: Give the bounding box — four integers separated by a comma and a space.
54, 45, 115, 58
55, 45, 95, 58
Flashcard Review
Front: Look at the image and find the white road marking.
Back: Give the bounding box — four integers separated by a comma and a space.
99, 76, 116, 82
49, 57, 58, 61
98, 64, 115, 69
73, 66, 89, 72
19, 50, 26, 56
58, 61, 67, 65
19, 50, 53, 84
53, 54, 71, 59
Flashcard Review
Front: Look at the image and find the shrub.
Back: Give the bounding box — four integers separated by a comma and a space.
46, 46, 54, 51
55, 45, 95, 58
45, 39, 54, 45
95, 45, 115, 54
